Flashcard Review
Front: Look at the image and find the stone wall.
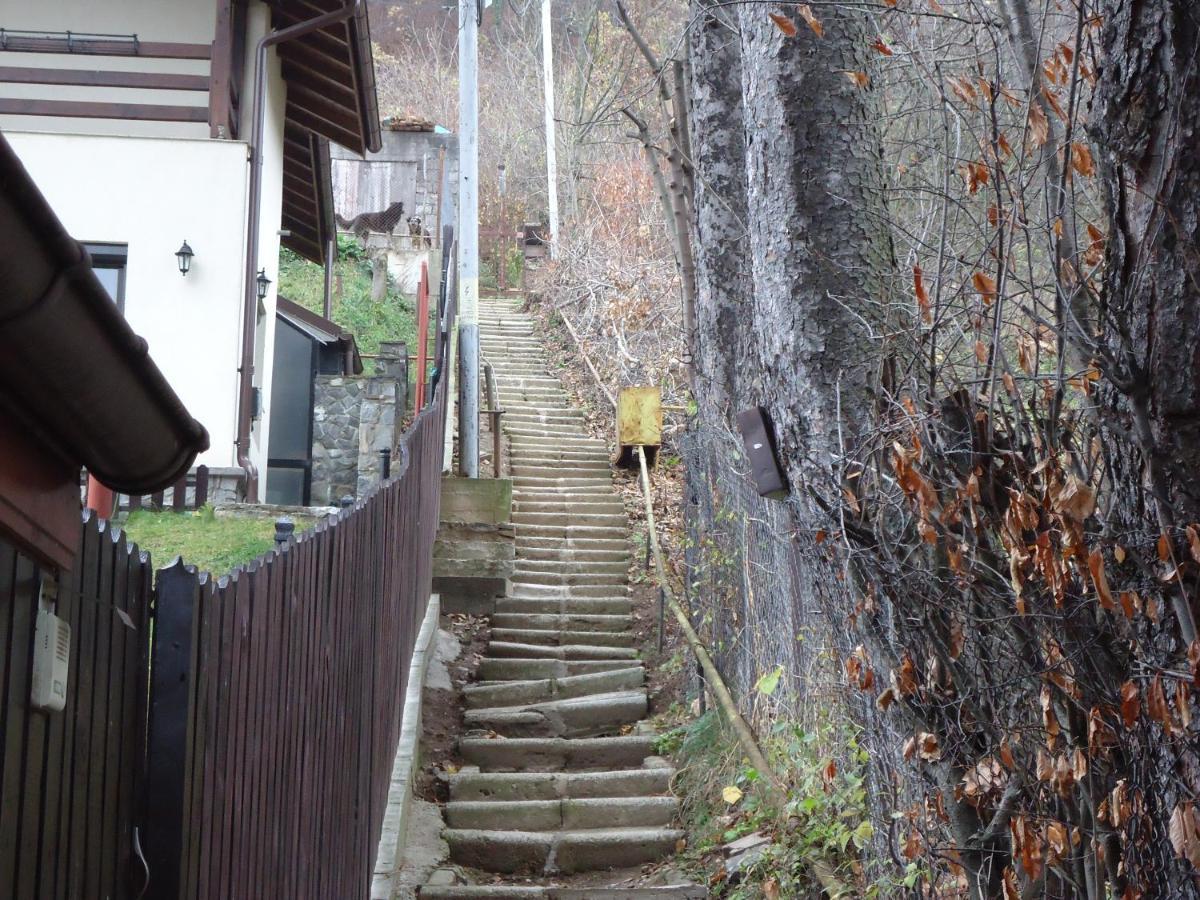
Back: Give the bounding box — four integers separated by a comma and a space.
311, 343, 408, 506
311, 376, 363, 506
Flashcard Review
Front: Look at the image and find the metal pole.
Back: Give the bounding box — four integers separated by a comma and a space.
457, 0, 480, 477
540, 0, 559, 258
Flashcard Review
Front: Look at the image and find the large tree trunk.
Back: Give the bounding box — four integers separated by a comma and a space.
686, 1, 749, 416
736, 6, 896, 483
1093, 1, 1200, 893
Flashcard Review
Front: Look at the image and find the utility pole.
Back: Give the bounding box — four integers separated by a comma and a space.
541, 0, 559, 258
457, 0, 480, 477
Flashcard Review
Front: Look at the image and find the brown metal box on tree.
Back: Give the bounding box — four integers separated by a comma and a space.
616, 386, 661, 468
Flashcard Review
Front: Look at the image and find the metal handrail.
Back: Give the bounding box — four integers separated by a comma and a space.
481, 357, 504, 478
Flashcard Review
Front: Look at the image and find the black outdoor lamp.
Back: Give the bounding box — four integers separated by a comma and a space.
256, 268, 272, 301
175, 240, 194, 276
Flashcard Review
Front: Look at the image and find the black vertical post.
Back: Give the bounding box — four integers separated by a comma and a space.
380, 447, 392, 480
274, 517, 295, 548
141, 560, 198, 900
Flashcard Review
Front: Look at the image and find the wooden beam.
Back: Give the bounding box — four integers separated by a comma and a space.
275, 39, 351, 82
0, 97, 208, 122
286, 82, 359, 137
0, 34, 211, 59
209, 0, 235, 137
0, 66, 208, 91
283, 101, 360, 151
279, 59, 357, 108
282, 182, 318, 212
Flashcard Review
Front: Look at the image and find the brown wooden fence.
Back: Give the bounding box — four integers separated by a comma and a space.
2, 234, 457, 899
0, 513, 153, 900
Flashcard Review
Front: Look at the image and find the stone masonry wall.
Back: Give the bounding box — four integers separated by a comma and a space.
311, 343, 408, 505
311, 376, 363, 506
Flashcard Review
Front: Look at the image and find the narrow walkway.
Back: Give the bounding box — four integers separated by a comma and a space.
419, 299, 699, 898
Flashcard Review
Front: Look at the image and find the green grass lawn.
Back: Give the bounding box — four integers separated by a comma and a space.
122, 507, 311, 578
278, 237, 417, 366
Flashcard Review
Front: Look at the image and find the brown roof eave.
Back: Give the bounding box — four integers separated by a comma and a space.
349, 1, 381, 153
0, 134, 209, 494
276, 296, 363, 375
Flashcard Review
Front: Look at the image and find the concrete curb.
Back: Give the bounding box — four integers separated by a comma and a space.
370, 593, 442, 900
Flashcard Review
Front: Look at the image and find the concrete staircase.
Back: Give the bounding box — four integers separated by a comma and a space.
418, 299, 698, 899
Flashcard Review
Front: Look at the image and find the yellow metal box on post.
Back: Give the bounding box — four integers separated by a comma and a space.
616, 386, 662, 468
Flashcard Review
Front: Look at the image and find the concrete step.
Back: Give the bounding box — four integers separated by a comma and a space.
496, 597, 634, 616
451, 768, 676, 801
462, 666, 643, 709
514, 500, 625, 515
420, 885, 706, 899
486, 641, 638, 662
445, 826, 684, 875
511, 466, 612, 480
513, 513, 627, 528
458, 735, 658, 772
508, 456, 611, 469
513, 561, 629, 577
445, 796, 677, 831
513, 547, 631, 564
514, 488, 616, 500
463, 690, 647, 738
511, 572, 628, 587
516, 535, 629, 551
489, 628, 636, 648
507, 432, 607, 447
507, 582, 631, 599
476, 657, 638, 681
492, 612, 631, 632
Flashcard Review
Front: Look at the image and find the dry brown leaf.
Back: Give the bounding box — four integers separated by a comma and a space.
1070, 142, 1096, 178
1170, 802, 1200, 871
845, 70, 870, 88
797, 4, 823, 37
1028, 102, 1050, 148
872, 37, 893, 55
1147, 674, 1171, 733
975, 340, 989, 364
914, 264, 931, 323
768, 12, 798, 36
1187, 525, 1200, 563
896, 653, 918, 696
973, 271, 998, 304
1120, 680, 1139, 728
1088, 548, 1116, 610
1158, 532, 1172, 562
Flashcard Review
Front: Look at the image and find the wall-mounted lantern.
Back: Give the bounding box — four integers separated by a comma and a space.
175, 240, 194, 276
255, 268, 272, 301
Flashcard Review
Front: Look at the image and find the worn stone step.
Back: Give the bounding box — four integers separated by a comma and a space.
492, 612, 630, 632
513, 560, 629, 576
508, 457, 611, 470
445, 796, 677, 831
486, 641, 638, 662
451, 768, 676, 801
513, 513, 627, 530
511, 572, 628, 587
513, 547, 630, 564
463, 690, 647, 738
514, 488, 616, 501
507, 431, 606, 445
464, 667, 643, 709
496, 597, 634, 616
511, 466, 612, 480
516, 535, 629, 551
458, 735, 658, 772
514, 499, 624, 514
445, 826, 684, 875
420, 887, 705, 899
489, 627, 636, 648
507, 582, 631, 599
475, 657, 637, 681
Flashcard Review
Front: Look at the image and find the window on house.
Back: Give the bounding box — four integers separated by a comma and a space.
84, 243, 128, 312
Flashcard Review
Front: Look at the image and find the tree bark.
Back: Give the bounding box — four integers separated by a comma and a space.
736, 5, 896, 483
687, 1, 748, 416
1093, 2, 1200, 892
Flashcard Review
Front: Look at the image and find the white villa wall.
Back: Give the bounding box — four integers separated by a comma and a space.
0, 0, 215, 140
7, 132, 250, 472
2, 0, 300, 500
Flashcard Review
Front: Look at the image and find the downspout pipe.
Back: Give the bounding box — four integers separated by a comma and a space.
236, 0, 362, 501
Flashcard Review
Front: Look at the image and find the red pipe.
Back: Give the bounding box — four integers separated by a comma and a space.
415, 260, 430, 410
85, 474, 116, 519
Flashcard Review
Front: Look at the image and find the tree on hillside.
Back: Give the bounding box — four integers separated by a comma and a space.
682, 0, 1200, 896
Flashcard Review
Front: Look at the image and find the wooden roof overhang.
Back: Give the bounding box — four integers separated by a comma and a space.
270, 0, 381, 265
